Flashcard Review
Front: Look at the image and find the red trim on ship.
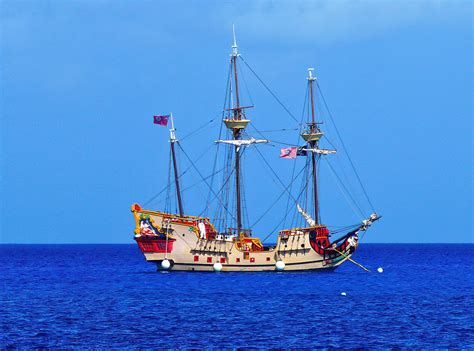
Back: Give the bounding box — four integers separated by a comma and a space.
307, 226, 356, 257
308, 227, 330, 255
135, 237, 176, 254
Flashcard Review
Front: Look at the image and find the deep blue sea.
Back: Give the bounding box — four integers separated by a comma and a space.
1, 244, 473, 349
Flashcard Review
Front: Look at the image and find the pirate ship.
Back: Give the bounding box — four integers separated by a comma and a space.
131, 30, 380, 272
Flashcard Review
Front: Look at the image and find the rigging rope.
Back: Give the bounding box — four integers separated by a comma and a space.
324, 135, 366, 216
284, 83, 308, 228
238, 58, 255, 107
239, 55, 300, 124
323, 158, 365, 219
180, 119, 217, 142
240, 154, 250, 229
177, 142, 237, 222
316, 81, 376, 213
203, 62, 232, 217
253, 146, 300, 206
255, 128, 299, 133
328, 224, 361, 235
332, 247, 370, 272
261, 216, 286, 243
250, 163, 307, 228
143, 142, 215, 207
181, 167, 225, 194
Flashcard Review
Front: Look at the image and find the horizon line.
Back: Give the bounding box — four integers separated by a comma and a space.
1, 242, 473, 245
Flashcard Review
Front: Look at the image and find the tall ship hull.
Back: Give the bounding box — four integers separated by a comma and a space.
132, 205, 367, 272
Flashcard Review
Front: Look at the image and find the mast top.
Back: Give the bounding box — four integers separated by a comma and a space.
301, 67, 322, 142
307, 67, 316, 81
169, 112, 176, 142
231, 24, 238, 57
224, 24, 250, 131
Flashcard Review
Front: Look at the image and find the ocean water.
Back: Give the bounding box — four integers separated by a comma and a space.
1, 244, 473, 349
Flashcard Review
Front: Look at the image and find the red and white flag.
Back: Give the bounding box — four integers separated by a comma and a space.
153, 115, 170, 126
280, 147, 297, 159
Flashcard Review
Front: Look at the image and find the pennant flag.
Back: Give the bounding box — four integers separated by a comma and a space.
280, 147, 297, 159
153, 115, 170, 126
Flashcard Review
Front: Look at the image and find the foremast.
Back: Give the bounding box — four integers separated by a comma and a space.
301, 68, 323, 224
289, 68, 380, 241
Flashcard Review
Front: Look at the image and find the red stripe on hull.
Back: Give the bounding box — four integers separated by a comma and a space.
135, 237, 176, 253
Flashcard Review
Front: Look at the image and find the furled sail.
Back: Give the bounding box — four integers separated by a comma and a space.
296, 204, 316, 227
301, 148, 337, 155
216, 137, 269, 150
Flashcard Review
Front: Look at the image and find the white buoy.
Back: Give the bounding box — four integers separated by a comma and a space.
275, 260, 285, 271
377, 267, 384, 273
161, 259, 171, 270
341, 292, 347, 296
213, 262, 223, 272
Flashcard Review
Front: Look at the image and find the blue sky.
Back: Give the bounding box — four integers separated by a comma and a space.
1, 0, 472, 243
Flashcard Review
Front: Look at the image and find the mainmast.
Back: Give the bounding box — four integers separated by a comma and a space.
224, 27, 250, 235
302, 68, 323, 224
169, 113, 184, 216
232, 28, 243, 234
216, 26, 268, 234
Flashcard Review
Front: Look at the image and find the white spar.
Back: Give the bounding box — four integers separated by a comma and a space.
216, 137, 269, 151
301, 148, 337, 155
296, 204, 316, 227
361, 213, 380, 230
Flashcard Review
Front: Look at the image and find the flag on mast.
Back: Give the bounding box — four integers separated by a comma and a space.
153, 115, 170, 126
280, 147, 297, 159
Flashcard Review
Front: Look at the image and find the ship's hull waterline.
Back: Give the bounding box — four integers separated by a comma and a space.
148, 259, 341, 272
132, 205, 358, 272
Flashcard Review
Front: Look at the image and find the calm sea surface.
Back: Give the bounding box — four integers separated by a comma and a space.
1, 244, 473, 349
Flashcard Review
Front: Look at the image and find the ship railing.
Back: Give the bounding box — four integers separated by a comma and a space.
226, 228, 252, 237
279, 228, 311, 237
